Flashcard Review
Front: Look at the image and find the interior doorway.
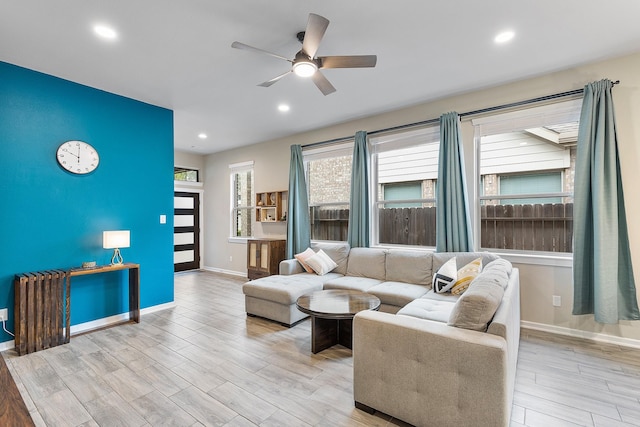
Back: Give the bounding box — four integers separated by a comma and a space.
174, 191, 200, 272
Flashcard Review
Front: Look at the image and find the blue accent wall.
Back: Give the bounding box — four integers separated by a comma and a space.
0, 62, 174, 342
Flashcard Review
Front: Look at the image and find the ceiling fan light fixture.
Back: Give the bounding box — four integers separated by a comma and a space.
293, 61, 317, 77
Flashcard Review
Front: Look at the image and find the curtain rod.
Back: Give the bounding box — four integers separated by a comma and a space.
302, 80, 619, 148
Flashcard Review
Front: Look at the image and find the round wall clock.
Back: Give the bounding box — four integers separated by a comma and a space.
56, 140, 100, 174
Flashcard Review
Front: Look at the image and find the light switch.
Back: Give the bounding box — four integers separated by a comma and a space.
160, 214, 166, 224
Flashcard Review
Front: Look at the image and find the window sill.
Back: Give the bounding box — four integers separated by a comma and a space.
490, 251, 572, 268
228, 237, 251, 244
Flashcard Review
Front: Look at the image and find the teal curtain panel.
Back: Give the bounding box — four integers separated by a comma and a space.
572, 79, 640, 323
347, 131, 370, 248
286, 144, 311, 258
436, 112, 474, 252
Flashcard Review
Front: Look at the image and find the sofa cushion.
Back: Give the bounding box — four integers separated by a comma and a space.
421, 289, 460, 303
397, 298, 456, 323
447, 273, 505, 332
432, 257, 457, 293
451, 257, 483, 295
294, 247, 315, 273
433, 252, 500, 273
243, 273, 335, 305
311, 242, 350, 275
346, 248, 387, 280
384, 249, 433, 285
305, 249, 338, 275
483, 258, 513, 285
367, 282, 430, 307
323, 276, 382, 292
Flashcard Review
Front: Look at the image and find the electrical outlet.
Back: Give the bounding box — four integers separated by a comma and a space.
229, 256, 233, 262
552, 295, 561, 307
0, 308, 8, 321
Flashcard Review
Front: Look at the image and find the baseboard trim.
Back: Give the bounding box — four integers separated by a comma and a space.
0, 301, 176, 351
202, 266, 247, 278
521, 320, 640, 350
0, 339, 15, 352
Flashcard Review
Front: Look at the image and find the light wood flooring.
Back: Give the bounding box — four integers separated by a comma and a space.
3, 270, 640, 426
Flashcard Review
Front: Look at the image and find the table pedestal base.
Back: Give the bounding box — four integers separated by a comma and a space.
311, 316, 353, 353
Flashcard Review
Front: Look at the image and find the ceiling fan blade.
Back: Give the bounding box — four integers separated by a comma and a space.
301, 13, 329, 58
258, 70, 292, 87
311, 71, 336, 96
319, 55, 377, 69
231, 41, 291, 62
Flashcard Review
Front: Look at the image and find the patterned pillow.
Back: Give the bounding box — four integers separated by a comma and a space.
451, 257, 483, 295
432, 257, 457, 293
294, 247, 316, 273
305, 249, 338, 275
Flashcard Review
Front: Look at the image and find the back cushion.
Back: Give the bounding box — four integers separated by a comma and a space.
346, 248, 387, 280
311, 242, 350, 275
385, 250, 433, 285
433, 252, 500, 272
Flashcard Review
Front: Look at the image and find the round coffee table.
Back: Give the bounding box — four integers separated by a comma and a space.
296, 289, 381, 353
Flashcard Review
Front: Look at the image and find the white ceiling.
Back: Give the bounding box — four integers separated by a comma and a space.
2, 1, 640, 154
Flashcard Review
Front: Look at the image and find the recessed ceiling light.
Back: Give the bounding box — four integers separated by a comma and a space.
278, 104, 290, 112
494, 30, 515, 44
94, 24, 118, 40
198, 133, 208, 139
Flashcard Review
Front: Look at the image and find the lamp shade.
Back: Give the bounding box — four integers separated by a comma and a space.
103, 230, 130, 249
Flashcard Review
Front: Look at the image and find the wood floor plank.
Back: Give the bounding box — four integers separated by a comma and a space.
3, 270, 640, 427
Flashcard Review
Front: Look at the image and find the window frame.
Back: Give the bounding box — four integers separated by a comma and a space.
370, 125, 440, 249
229, 161, 254, 241
303, 141, 354, 242
472, 99, 582, 260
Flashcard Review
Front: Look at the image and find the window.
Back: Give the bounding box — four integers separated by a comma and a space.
474, 99, 581, 253
229, 161, 254, 238
304, 142, 353, 241
371, 126, 440, 247
174, 167, 199, 182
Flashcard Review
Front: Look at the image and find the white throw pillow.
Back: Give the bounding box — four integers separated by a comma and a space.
451, 257, 483, 295
432, 257, 457, 293
305, 249, 338, 276
294, 247, 316, 273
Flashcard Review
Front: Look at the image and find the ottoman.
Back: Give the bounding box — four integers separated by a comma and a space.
242, 273, 341, 326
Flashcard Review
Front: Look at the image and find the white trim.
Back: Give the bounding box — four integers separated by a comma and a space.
0, 339, 15, 352
228, 237, 249, 244
202, 265, 247, 278
493, 252, 572, 267
174, 180, 203, 189
521, 320, 640, 350
229, 160, 254, 170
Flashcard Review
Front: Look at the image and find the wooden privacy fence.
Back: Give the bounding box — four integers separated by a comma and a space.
481, 203, 573, 252
311, 203, 573, 252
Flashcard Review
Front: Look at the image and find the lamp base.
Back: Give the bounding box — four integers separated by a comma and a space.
111, 248, 124, 265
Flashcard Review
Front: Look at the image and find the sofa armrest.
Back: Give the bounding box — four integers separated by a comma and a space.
353, 310, 510, 427
279, 259, 304, 275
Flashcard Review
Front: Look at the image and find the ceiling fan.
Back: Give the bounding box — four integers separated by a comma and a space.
231, 13, 377, 95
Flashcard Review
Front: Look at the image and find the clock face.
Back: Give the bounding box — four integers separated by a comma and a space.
56, 140, 100, 174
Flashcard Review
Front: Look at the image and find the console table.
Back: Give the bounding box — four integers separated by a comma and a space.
66, 263, 140, 342
14, 263, 140, 355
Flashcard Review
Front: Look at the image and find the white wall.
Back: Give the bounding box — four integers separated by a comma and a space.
175, 150, 206, 183
203, 51, 640, 344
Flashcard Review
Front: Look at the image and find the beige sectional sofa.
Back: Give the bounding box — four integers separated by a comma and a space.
242, 242, 520, 427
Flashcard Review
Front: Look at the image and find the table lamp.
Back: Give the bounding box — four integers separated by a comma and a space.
103, 230, 130, 265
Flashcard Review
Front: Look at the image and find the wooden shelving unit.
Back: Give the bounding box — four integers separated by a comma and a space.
247, 239, 286, 280
255, 190, 287, 222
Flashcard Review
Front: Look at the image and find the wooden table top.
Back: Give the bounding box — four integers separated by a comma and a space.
296, 289, 380, 320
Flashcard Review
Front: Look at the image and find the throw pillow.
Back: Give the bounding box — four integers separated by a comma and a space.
294, 247, 316, 273
305, 249, 338, 275
451, 257, 483, 295
432, 257, 457, 293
